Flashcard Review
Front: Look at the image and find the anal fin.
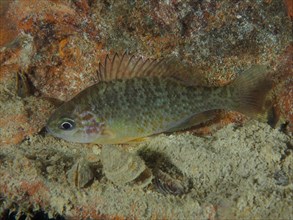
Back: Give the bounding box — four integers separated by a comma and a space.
165, 110, 218, 133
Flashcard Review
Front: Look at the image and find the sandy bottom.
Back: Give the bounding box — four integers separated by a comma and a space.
0, 120, 292, 219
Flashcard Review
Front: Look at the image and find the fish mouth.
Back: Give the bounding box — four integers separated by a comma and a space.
45, 125, 52, 134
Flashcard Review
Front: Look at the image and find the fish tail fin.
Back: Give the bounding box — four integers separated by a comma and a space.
229, 65, 273, 117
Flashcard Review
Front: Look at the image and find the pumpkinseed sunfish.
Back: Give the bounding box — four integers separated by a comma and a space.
46, 53, 272, 144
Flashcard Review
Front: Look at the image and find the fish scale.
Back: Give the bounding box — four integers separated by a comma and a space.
56, 77, 224, 140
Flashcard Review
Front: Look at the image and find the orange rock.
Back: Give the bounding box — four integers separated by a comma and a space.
270, 45, 293, 134
20, 180, 49, 197
0, 58, 52, 146
70, 205, 128, 220
0, 1, 18, 47
285, 0, 293, 18
0, 114, 30, 145
0, 90, 54, 145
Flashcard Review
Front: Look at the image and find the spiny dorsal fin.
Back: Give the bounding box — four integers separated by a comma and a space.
97, 52, 201, 85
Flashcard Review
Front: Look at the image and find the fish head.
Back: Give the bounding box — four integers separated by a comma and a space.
46, 102, 108, 143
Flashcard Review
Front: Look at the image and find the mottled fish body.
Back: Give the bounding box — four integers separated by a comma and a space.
46, 53, 271, 144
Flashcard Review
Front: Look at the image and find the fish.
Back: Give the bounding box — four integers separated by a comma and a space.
46, 53, 272, 144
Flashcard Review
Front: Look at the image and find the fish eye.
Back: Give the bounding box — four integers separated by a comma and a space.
59, 119, 75, 131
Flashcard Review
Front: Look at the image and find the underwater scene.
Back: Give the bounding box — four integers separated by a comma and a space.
0, 0, 292, 219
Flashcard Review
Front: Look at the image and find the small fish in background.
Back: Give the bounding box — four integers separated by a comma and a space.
46, 53, 272, 144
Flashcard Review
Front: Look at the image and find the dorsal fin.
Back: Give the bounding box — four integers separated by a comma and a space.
96, 52, 201, 85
